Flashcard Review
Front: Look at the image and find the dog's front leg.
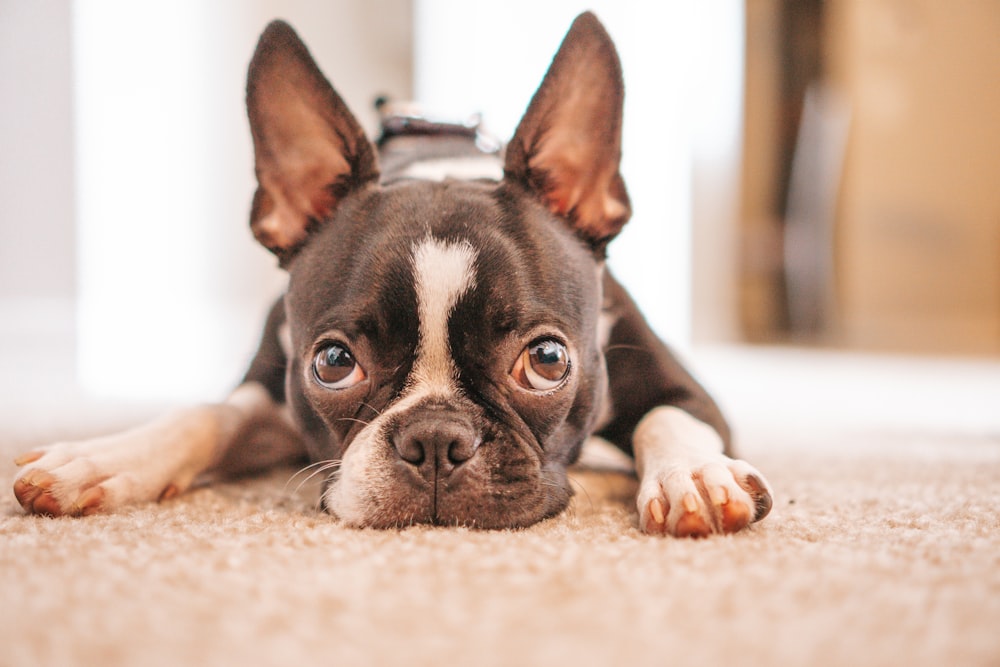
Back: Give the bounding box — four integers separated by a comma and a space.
633, 406, 772, 537
12, 382, 303, 516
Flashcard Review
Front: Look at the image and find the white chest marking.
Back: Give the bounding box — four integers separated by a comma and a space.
409, 236, 478, 393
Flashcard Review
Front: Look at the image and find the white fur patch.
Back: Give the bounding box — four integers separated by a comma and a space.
398, 156, 503, 182
409, 237, 478, 392
632, 406, 725, 479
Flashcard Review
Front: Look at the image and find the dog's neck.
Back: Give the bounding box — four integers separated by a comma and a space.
376, 105, 504, 183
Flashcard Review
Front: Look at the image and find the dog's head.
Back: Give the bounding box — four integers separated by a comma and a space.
246, 13, 630, 528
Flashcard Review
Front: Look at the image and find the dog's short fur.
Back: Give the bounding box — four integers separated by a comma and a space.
13, 13, 771, 537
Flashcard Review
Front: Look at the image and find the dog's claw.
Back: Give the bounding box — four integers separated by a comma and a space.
708, 484, 728, 506
648, 497, 666, 524
14, 450, 44, 467
741, 473, 773, 522
682, 492, 699, 513
72, 486, 106, 516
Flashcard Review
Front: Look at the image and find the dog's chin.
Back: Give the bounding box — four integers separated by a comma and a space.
321, 465, 573, 530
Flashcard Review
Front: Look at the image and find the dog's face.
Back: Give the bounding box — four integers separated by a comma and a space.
284, 181, 608, 528
246, 14, 630, 528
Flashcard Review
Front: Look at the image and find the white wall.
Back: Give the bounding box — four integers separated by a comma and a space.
0, 1, 77, 391
71, 0, 412, 400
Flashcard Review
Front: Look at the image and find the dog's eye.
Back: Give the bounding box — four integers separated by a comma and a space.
511, 338, 570, 391
313, 343, 366, 390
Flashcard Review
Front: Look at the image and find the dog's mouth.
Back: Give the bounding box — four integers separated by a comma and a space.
320, 429, 572, 530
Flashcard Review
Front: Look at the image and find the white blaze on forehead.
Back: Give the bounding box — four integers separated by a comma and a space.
409, 236, 478, 391
323, 237, 478, 523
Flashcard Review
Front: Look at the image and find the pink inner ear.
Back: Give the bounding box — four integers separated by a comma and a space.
530, 138, 629, 243
246, 21, 379, 260
504, 14, 631, 246
251, 133, 353, 254
291, 153, 346, 220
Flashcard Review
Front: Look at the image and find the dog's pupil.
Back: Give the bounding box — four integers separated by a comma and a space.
325, 346, 351, 366
316, 345, 354, 383
530, 341, 567, 380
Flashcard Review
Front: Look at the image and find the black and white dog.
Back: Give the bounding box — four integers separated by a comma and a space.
14, 13, 771, 537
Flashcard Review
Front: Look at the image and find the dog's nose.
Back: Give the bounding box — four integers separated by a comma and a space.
392, 413, 480, 479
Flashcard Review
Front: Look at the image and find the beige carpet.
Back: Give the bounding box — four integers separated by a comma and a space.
2, 348, 999, 667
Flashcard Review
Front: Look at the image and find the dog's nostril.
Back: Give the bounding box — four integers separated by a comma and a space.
447, 436, 480, 465
393, 417, 480, 476
396, 437, 426, 466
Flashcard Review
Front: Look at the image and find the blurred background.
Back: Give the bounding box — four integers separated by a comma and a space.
741, 0, 1000, 355
1, 1, 998, 427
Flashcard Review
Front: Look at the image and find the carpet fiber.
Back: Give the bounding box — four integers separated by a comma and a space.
2, 349, 999, 667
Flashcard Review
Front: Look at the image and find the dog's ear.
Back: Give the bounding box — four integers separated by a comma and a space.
504, 12, 631, 255
246, 21, 379, 263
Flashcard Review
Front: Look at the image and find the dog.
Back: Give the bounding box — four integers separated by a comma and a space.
12, 12, 771, 537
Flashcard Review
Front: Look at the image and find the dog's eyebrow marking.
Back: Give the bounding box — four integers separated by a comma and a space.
409, 236, 478, 392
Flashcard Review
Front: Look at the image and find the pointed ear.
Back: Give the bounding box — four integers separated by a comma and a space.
246, 21, 379, 263
504, 12, 631, 253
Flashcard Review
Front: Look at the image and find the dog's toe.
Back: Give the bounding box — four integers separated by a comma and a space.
30, 488, 66, 517
718, 493, 753, 533
637, 458, 772, 538
14, 469, 76, 516
13, 469, 53, 509
71, 485, 108, 516
674, 493, 713, 538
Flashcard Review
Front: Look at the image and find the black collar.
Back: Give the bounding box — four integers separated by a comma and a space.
375, 97, 501, 154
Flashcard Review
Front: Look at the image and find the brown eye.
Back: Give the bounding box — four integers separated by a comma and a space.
313, 343, 366, 389
512, 338, 570, 391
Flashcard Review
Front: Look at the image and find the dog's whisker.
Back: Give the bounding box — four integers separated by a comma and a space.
284, 459, 338, 489
336, 417, 372, 427
292, 461, 342, 496
285, 459, 342, 496
359, 402, 384, 417
566, 473, 596, 512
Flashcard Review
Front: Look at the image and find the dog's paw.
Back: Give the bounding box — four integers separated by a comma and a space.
10, 408, 221, 516
632, 406, 773, 538
637, 457, 772, 537
12, 437, 179, 517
